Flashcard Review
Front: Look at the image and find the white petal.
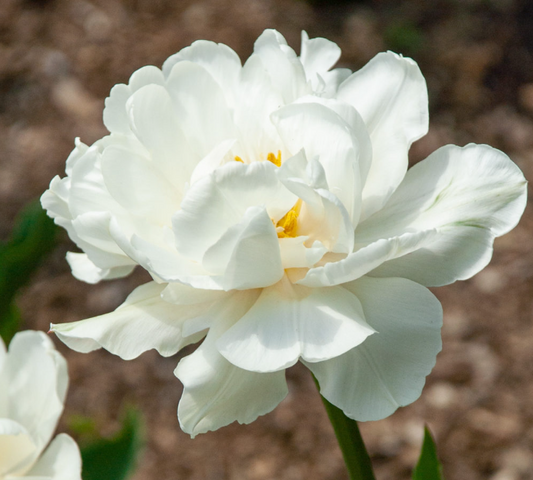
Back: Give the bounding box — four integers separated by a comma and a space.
253, 29, 309, 103
201, 206, 284, 289
51, 282, 215, 360
161, 282, 229, 306
279, 237, 327, 269
189, 138, 236, 185
273, 101, 365, 225
66, 252, 134, 284
127, 84, 197, 192
0, 419, 37, 477
25, 434, 81, 480
100, 145, 180, 224
307, 276, 442, 421
298, 229, 436, 288
300, 31, 341, 87
103, 83, 132, 135
173, 161, 295, 262
277, 152, 355, 254
356, 144, 527, 286
4, 332, 67, 456
175, 290, 287, 437
217, 276, 375, 373
165, 61, 236, 158
102, 65, 165, 136
162, 40, 242, 107
337, 52, 429, 220
233, 54, 284, 159
128, 65, 165, 92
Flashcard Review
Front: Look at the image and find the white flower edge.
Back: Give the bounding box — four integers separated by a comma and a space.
0, 332, 81, 479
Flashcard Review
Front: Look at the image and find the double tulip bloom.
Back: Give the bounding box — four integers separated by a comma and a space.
42, 30, 526, 436
0, 332, 81, 479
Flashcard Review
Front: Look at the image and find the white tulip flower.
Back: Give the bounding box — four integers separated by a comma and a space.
42, 29, 527, 436
0, 331, 81, 479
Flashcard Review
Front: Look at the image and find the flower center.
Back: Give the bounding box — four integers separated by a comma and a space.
276, 199, 301, 238
234, 150, 282, 167
233, 150, 299, 238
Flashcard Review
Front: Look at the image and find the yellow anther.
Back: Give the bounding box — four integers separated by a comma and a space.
234, 156, 244, 163
267, 150, 282, 167
276, 199, 301, 238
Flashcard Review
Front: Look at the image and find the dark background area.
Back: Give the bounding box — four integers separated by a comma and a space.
1, 0, 533, 478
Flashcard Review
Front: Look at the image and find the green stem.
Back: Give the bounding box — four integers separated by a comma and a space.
314, 376, 376, 480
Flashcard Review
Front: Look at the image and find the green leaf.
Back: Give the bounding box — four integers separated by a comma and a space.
0, 200, 57, 343
0, 303, 22, 346
413, 426, 443, 480
81, 407, 144, 480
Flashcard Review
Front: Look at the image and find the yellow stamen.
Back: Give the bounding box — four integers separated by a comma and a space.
267, 150, 282, 167
234, 156, 244, 163
276, 199, 302, 238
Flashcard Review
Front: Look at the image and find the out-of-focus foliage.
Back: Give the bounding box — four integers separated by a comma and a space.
413, 426, 443, 480
0, 201, 57, 344
79, 407, 144, 480
384, 21, 424, 56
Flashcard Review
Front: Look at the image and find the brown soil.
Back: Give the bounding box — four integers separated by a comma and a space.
2, 0, 533, 479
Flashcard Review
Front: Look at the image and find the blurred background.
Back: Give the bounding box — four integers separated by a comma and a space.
1, 0, 533, 478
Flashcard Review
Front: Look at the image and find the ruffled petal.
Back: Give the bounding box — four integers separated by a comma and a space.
277, 151, 355, 254
273, 101, 366, 225
100, 144, 180, 224
4, 332, 67, 458
217, 276, 375, 373
126, 84, 198, 192
165, 61, 236, 158
253, 29, 309, 103
356, 144, 527, 286
337, 52, 429, 220
66, 252, 134, 284
175, 290, 287, 437
307, 276, 442, 421
300, 31, 341, 89
201, 206, 284, 290
24, 434, 82, 480
162, 39, 242, 107
297, 229, 436, 288
173, 161, 295, 262
51, 281, 218, 360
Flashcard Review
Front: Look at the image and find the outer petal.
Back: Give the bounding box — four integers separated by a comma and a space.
162, 39, 242, 107
356, 144, 527, 286
300, 31, 341, 90
217, 276, 375, 373
66, 252, 134, 284
175, 290, 288, 437
24, 434, 82, 480
51, 281, 220, 360
100, 144, 180, 225
0, 419, 37, 477
337, 52, 429, 220
307, 276, 442, 421
4, 332, 67, 459
103, 65, 165, 135
126, 84, 198, 192
253, 29, 309, 103
165, 61, 236, 158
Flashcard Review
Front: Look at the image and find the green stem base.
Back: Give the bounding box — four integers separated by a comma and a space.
314, 376, 376, 480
